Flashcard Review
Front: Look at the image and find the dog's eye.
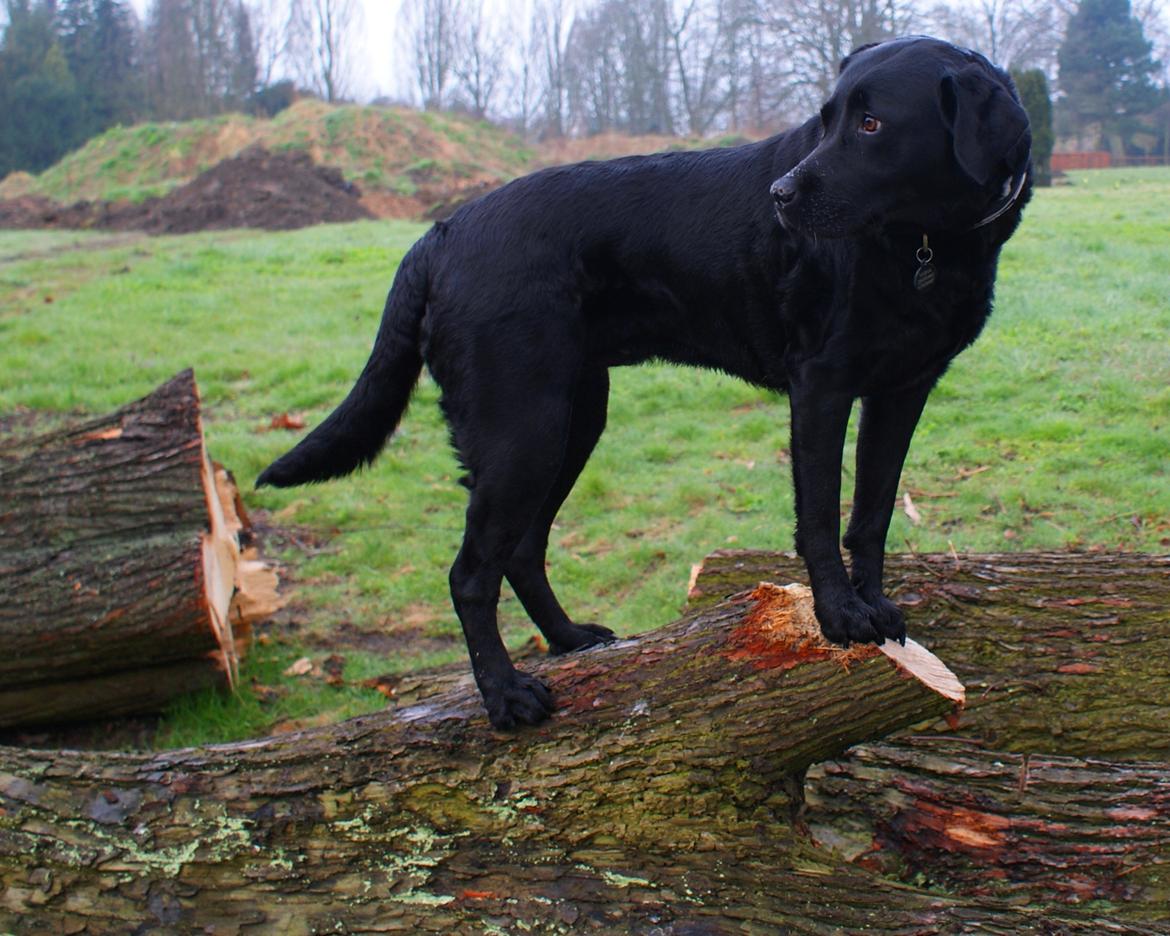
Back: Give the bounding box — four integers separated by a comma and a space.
860, 114, 881, 134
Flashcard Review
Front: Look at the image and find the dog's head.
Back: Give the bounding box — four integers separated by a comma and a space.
771, 37, 1031, 238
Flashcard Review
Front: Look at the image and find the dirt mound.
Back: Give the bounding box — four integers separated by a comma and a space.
143, 145, 373, 232
0, 146, 372, 234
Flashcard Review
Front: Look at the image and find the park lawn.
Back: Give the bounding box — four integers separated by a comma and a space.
1, 168, 1167, 748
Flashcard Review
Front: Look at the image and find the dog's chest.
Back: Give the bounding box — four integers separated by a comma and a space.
843, 277, 990, 393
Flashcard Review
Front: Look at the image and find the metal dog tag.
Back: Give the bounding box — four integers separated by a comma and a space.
914, 237, 936, 293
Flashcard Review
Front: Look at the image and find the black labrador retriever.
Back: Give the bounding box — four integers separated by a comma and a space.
259, 36, 1032, 729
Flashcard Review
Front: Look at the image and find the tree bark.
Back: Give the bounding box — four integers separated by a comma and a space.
806, 737, 1170, 919
689, 549, 1170, 925
688, 549, 1170, 759
0, 370, 280, 727
0, 583, 1040, 934
1, 556, 1165, 931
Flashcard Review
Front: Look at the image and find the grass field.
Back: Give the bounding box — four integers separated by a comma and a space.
2, 168, 1168, 748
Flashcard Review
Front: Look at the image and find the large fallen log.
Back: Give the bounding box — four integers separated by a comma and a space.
2, 558, 1164, 931
0, 370, 281, 727
0, 583, 1074, 934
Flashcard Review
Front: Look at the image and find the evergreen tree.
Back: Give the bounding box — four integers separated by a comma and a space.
1057, 0, 1161, 153
1011, 68, 1054, 185
0, 0, 89, 176
227, 1, 258, 109
57, 0, 144, 132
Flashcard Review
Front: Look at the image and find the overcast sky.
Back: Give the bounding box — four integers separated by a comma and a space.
348, 0, 404, 101
124, 0, 406, 100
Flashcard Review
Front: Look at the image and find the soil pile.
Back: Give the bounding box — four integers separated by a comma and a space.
0, 146, 372, 234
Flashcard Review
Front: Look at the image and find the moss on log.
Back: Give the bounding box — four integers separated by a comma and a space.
1, 558, 1164, 931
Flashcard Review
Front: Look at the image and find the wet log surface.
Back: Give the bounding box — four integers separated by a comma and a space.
806, 737, 1170, 917
0, 585, 1047, 934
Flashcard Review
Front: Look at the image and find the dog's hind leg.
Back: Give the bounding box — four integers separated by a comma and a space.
504, 368, 617, 655
446, 357, 583, 729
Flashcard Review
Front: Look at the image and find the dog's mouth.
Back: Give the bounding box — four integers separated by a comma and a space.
773, 190, 878, 241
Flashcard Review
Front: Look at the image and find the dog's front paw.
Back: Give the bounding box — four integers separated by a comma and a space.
548, 622, 616, 655
814, 591, 886, 647
857, 591, 907, 645
482, 670, 555, 730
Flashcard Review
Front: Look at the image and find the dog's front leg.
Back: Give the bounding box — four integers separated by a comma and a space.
788, 383, 883, 645
841, 382, 935, 643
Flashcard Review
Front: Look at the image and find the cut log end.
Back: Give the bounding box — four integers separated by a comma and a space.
737, 581, 965, 707
202, 457, 287, 688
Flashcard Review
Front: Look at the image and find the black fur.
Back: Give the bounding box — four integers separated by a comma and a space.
259, 37, 1032, 730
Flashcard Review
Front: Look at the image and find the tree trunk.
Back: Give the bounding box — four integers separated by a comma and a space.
0, 370, 280, 727
0, 583, 1037, 934
688, 549, 1170, 759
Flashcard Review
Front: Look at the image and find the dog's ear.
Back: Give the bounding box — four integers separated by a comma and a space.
838, 41, 882, 75
940, 65, 1030, 186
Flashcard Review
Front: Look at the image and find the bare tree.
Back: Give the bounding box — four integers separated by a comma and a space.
1133, 0, 1170, 87
400, 0, 460, 110
502, 3, 546, 135
288, 0, 358, 102
768, 0, 924, 112
144, 0, 256, 117
536, 0, 572, 136
565, 0, 674, 134
925, 0, 1064, 74
452, 0, 506, 116
718, 0, 795, 131
248, 0, 292, 87
143, 0, 201, 118
668, 0, 732, 135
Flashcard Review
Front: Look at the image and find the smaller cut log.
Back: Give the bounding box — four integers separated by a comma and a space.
0, 370, 281, 727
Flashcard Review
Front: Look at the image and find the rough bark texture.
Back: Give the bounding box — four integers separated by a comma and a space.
689, 549, 1170, 759
807, 737, 1170, 917
1, 553, 1166, 931
0, 370, 279, 727
691, 549, 1170, 924
0, 585, 1035, 934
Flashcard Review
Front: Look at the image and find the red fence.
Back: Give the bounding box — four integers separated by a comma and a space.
1051, 152, 1170, 171
1051, 151, 1112, 170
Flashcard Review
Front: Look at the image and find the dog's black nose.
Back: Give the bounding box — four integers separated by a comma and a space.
770, 177, 797, 207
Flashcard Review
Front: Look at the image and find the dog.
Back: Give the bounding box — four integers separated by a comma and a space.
259, 37, 1032, 729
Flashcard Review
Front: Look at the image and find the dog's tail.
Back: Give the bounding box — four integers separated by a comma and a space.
256, 233, 433, 489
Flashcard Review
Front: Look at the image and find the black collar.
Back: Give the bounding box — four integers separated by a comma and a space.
970, 165, 1030, 230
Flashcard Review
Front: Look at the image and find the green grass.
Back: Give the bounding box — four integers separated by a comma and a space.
2, 168, 1168, 749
